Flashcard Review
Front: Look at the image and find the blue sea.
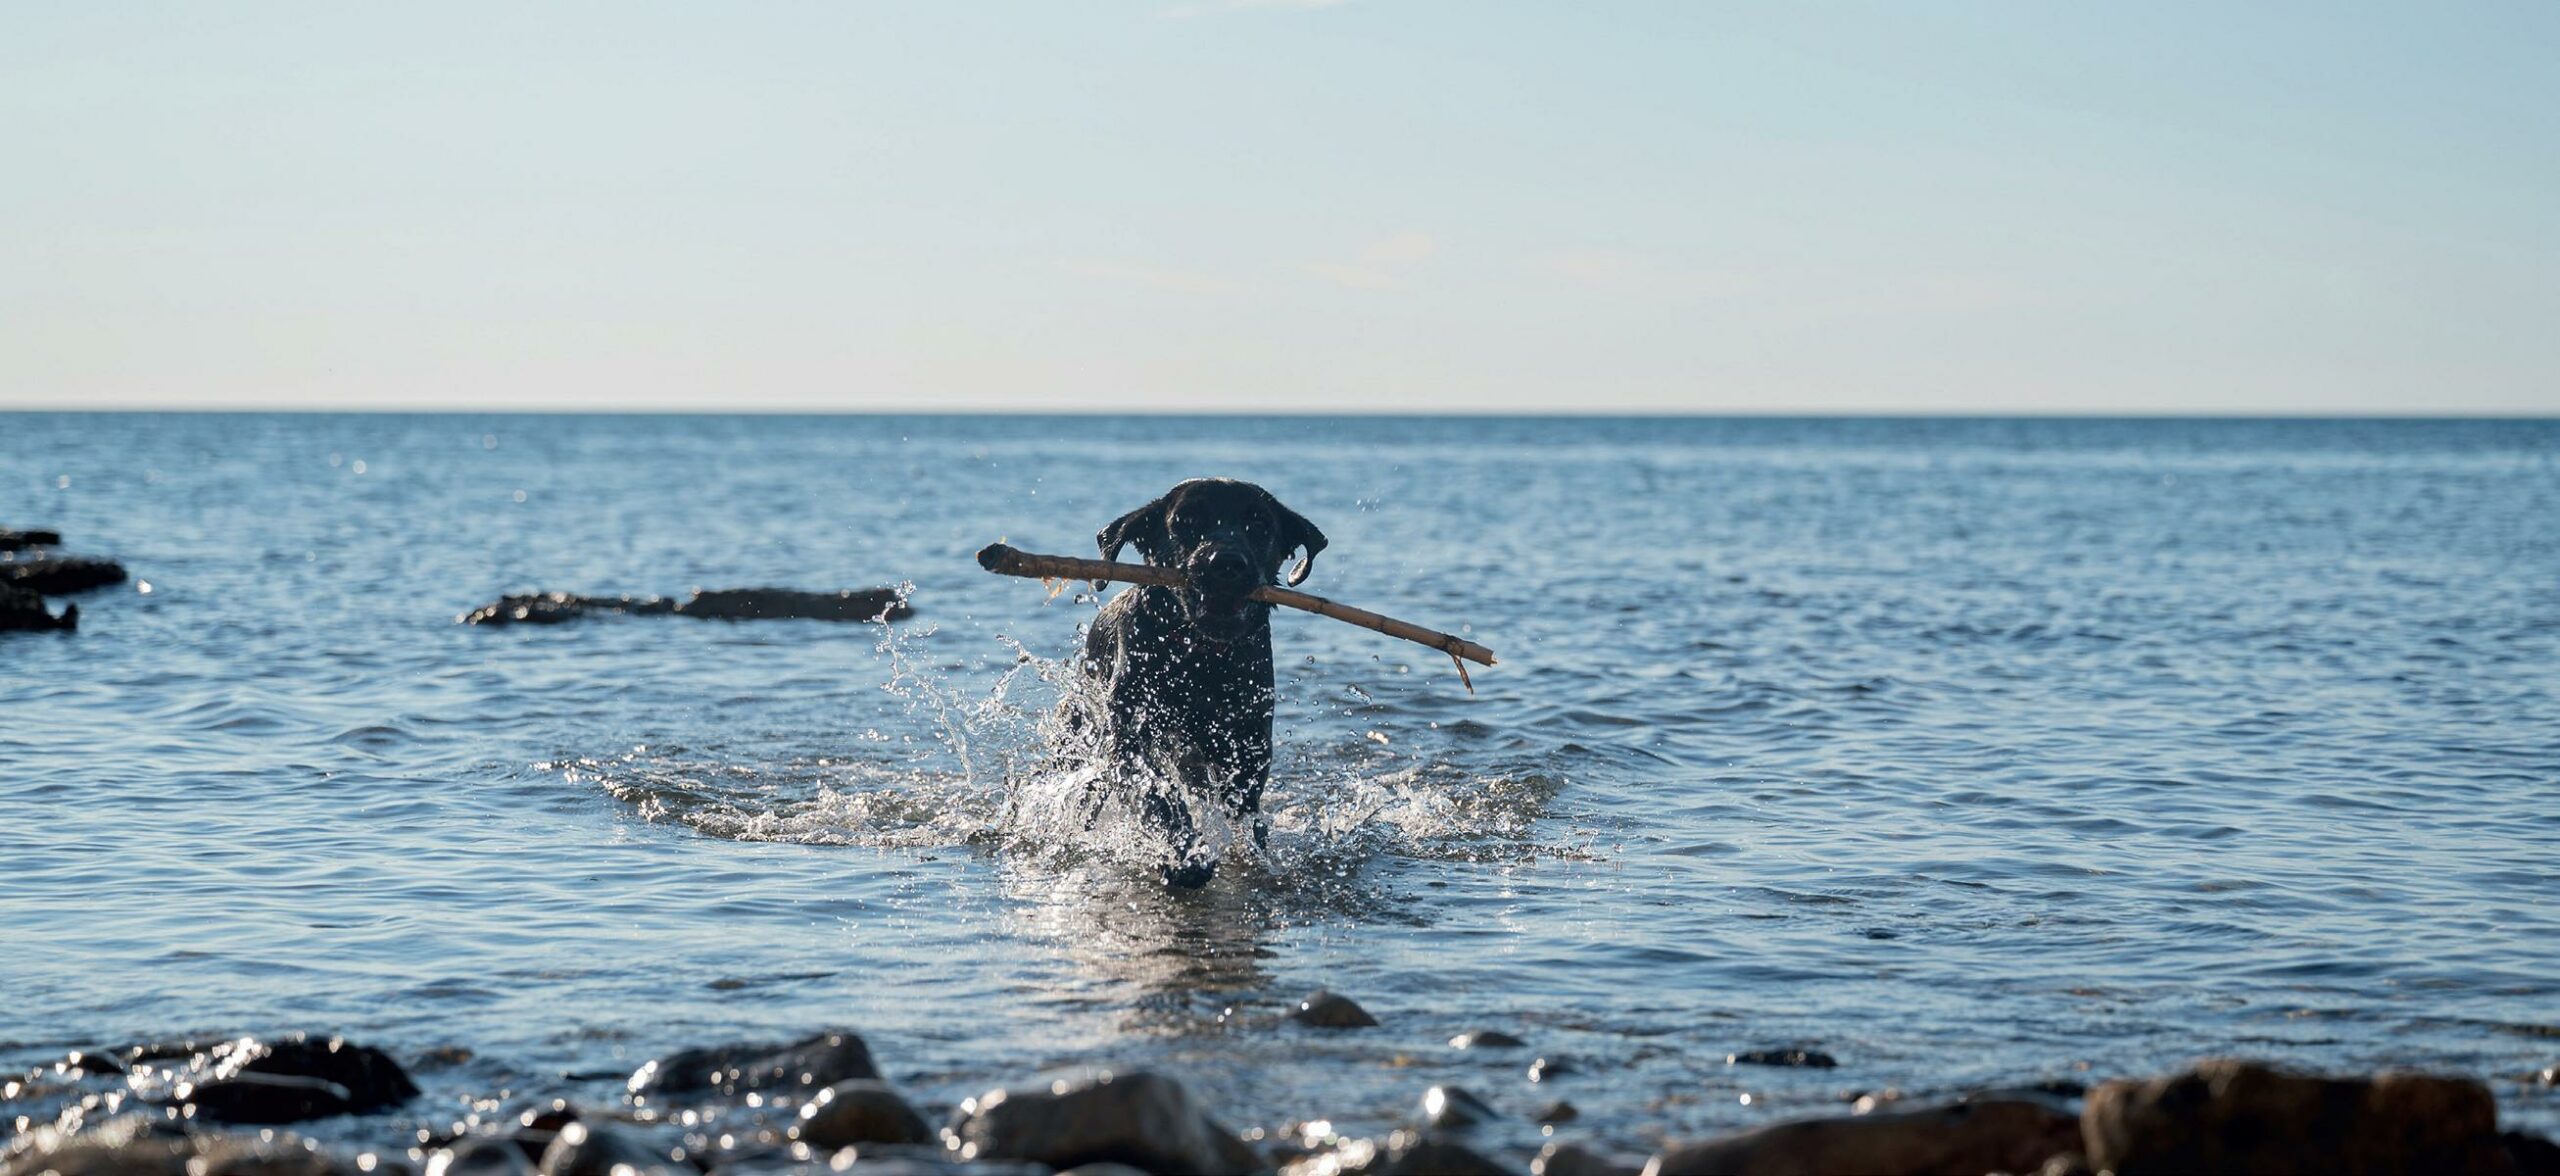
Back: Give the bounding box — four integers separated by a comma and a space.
4, 414, 2556, 1156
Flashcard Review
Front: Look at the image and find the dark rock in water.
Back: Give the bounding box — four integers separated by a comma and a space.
675, 587, 909, 622
1418, 1085, 1500, 1130
0, 528, 61, 551
0, 586, 74, 632
1534, 1100, 1579, 1124
0, 551, 127, 595
180, 1072, 357, 1124
129, 1034, 417, 1122
463, 587, 908, 626
537, 1119, 681, 1175
1285, 1130, 1508, 1176
2538, 1064, 2559, 1087
1532, 1140, 1635, 1176
1448, 1030, 1526, 1050
1647, 1099, 2080, 1176
428, 1136, 538, 1175
1726, 1047, 1836, 1069
628, 1031, 878, 1099
792, 1078, 933, 1147
1526, 1056, 1571, 1084
231, 1035, 419, 1112
2082, 1059, 2510, 1175
462, 592, 678, 625
1291, 990, 1379, 1029
944, 1069, 1259, 1175
0, 1116, 366, 1175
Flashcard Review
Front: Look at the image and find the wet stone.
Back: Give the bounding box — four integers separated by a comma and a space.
1535, 1100, 1579, 1124
1533, 1140, 1636, 1176
1448, 1030, 1526, 1050
1291, 990, 1379, 1029
791, 1078, 932, 1147
0, 528, 62, 551
1725, 1047, 1837, 1069
0, 1116, 367, 1176
538, 1119, 681, 1176
1418, 1085, 1501, 1130
2082, 1059, 2510, 1175
428, 1136, 539, 1176
1526, 1057, 1571, 1084
1647, 1099, 2080, 1176
179, 1072, 357, 1125
227, 1035, 420, 1113
1289, 1130, 1509, 1176
944, 1068, 1258, 1175
628, 1031, 878, 1099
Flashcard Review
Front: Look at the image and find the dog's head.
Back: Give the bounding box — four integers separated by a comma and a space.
1097, 478, 1327, 641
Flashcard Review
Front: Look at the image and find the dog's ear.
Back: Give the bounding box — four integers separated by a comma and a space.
1269, 498, 1328, 587
1097, 494, 1175, 575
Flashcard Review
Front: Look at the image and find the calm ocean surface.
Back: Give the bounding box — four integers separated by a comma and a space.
4, 414, 2557, 1151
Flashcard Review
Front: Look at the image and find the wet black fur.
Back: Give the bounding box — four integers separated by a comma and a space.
1077, 479, 1326, 888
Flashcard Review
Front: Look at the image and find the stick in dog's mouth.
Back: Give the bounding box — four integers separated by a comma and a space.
976, 543, 1496, 689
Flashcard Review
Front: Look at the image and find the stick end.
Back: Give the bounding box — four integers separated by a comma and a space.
975, 543, 1015, 572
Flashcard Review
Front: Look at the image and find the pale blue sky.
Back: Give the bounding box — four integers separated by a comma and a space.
5, 2, 2554, 413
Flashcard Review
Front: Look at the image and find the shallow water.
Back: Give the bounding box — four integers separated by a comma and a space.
4, 414, 2557, 1156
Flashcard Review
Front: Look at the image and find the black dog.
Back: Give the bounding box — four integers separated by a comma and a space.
1074, 478, 1327, 888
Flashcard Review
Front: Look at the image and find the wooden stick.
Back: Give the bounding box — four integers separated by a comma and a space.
975, 543, 1497, 669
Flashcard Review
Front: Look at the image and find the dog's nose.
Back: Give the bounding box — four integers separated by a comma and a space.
1195, 547, 1252, 589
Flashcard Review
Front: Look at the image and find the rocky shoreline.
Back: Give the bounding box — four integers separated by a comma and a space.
6, 998, 2554, 1176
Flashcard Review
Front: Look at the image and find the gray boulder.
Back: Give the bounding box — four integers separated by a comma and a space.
1644, 1099, 2079, 1176
943, 1069, 1259, 1175
628, 1031, 878, 1100
792, 1078, 933, 1147
2081, 1059, 2512, 1175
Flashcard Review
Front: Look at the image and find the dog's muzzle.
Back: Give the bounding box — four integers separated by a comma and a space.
1179, 546, 1263, 641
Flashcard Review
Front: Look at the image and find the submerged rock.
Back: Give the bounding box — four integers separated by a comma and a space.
628, 1031, 878, 1099
944, 1069, 1258, 1175
1291, 990, 1379, 1029
1644, 1099, 2079, 1176
463, 587, 907, 625
2081, 1059, 2511, 1175
1725, 1048, 1836, 1069
792, 1078, 933, 1147
0, 551, 126, 595
1448, 1030, 1525, 1050
1, 584, 75, 632
0, 528, 60, 551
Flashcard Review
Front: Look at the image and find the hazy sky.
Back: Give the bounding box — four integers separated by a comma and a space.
5, 3, 2555, 413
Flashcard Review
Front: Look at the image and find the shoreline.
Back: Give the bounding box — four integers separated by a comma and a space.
8, 1011, 2557, 1176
